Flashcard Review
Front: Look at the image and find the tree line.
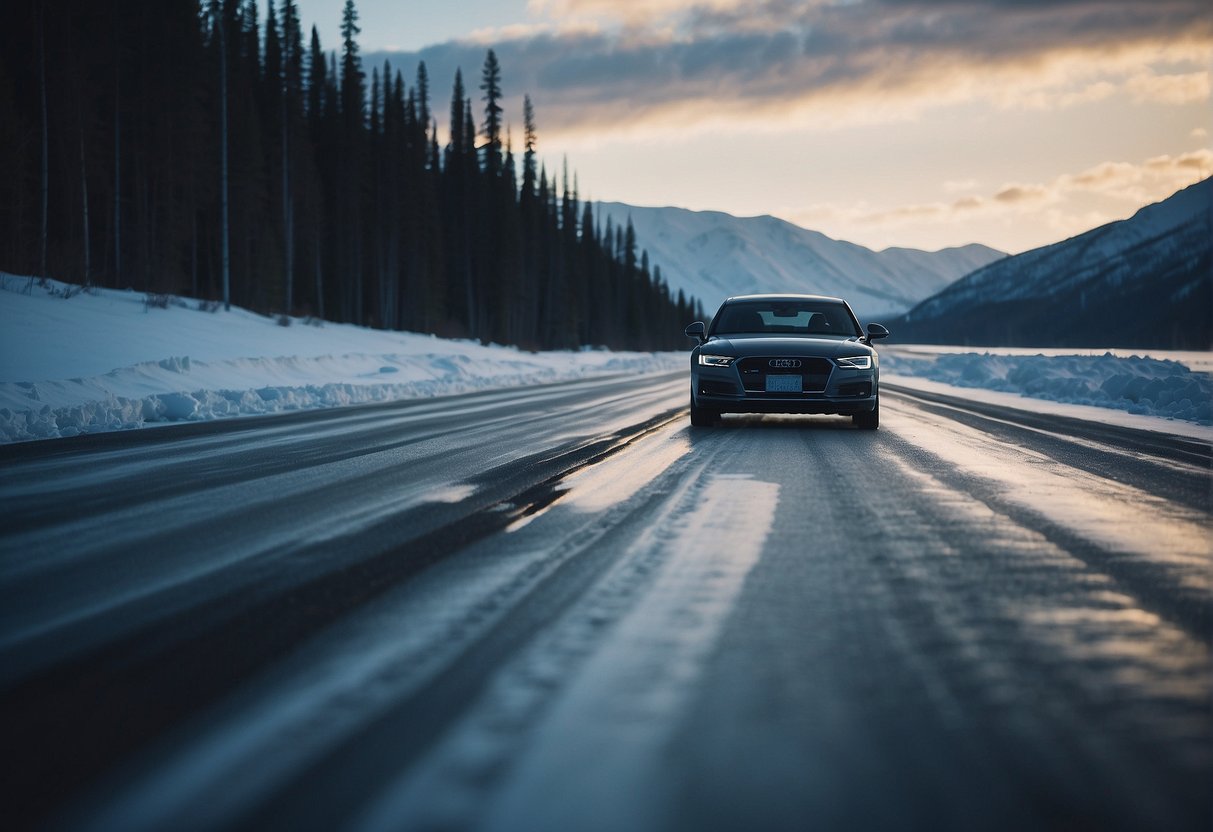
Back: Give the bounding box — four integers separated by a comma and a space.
0, 0, 702, 351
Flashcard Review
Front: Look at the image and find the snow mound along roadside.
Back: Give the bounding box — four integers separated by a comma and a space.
882, 350, 1213, 425
0, 352, 682, 443
0, 273, 684, 443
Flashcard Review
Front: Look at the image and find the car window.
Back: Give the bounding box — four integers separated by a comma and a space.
712, 302, 859, 337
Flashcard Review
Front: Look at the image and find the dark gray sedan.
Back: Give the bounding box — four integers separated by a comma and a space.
684, 294, 889, 429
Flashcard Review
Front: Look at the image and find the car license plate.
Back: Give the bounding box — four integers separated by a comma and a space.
766, 374, 802, 393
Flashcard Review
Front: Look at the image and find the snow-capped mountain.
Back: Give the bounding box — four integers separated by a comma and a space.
594, 202, 1004, 321
892, 178, 1212, 349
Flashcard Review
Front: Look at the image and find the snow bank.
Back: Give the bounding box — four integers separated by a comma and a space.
4, 274, 1209, 443
0, 275, 681, 443
883, 349, 1213, 426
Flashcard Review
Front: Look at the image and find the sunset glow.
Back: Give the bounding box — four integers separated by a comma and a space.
276, 0, 1208, 251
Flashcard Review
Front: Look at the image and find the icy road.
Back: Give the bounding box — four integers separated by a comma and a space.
1, 370, 1209, 831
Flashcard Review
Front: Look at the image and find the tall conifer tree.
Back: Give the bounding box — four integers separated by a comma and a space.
479, 50, 503, 176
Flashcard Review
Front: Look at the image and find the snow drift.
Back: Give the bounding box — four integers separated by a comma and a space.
0, 275, 680, 443
883, 349, 1212, 425
2, 274, 1209, 443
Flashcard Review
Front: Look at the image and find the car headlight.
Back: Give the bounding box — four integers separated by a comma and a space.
698, 354, 737, 367
836, 355, 873, 370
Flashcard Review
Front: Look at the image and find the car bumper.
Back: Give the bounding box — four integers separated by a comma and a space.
692, 365, 878, 415
693, 391, 877, 415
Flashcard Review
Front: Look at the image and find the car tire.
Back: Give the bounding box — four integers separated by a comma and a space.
853, 399, 879, 430
690, 388, 718, 427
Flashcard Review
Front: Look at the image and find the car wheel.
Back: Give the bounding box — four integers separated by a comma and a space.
853, 399, 879, 430
690, 388, 718, 427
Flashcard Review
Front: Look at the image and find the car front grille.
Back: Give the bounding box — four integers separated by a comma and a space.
699, 379, 740, 396
737, 356, 832, 393
837, 381, 872, 397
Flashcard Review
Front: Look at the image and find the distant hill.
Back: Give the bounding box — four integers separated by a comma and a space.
890, 179, 1212, 349
594, 203, 1004, 322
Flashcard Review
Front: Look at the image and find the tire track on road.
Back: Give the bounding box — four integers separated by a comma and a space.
881, 398, 1211, 645
2, 405, 683, 830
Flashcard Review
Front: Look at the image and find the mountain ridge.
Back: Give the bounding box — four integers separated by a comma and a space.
890, 178, 1212, 349
593, 202, 1005, 321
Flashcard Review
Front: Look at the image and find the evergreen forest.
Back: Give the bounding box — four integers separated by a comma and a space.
0, 0, 701, 351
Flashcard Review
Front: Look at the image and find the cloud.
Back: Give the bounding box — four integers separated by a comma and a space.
1064, 161, 1139, 190
370, 0, 1212, 139
1127, 70, 1211, 104
795, 151, 1212, 233
942, 178, 979, 193
1060, 150, 1213, 200
528, 0, 745, 27
993, 184, 1052, 204
1147, 150, 1213, 171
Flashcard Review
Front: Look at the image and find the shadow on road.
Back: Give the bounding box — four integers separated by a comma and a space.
698, 414, 862, 432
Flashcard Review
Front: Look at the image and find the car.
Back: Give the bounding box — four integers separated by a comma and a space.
684, 294, 889, 429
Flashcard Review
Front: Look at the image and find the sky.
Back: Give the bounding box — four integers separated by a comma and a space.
292, 0, 1213, 254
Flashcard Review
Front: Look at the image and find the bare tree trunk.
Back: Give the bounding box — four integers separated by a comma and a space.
282, 88, 293, 315
37, 7, 48, 289
314, 228, 324, 319
375, 162, 386, 327
216, 5, 231, 310
191, 212, 198, 298
354, 240, 362, 326
79, 132, 90, 285
113, 49, 121, 286
140, 175, 149, 290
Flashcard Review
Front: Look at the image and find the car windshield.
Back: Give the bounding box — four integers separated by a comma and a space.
711, 301, 861, 337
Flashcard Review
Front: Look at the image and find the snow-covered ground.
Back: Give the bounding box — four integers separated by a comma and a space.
0, 274, 681, 443
1, 273, 1209, 443
883, 346, 1213, 434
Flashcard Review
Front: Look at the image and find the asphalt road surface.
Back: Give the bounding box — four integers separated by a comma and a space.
1, 371, 1209, 831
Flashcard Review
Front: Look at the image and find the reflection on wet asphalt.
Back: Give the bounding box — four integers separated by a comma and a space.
1, 377, 1208, 831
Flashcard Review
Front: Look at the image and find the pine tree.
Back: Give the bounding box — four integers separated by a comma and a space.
111, 18, 121, 287
263, 1, 281, 103
338, 0, 364, 323
479, 49, 503, 177
263, 0, 284, 308
38, 3, 48, 287
444, 69, 475, 336
415, 62, 430, 147
521, 95, 537, 202
212, 0, 231, 309
339, 0, 362, 127
241, 0, 261, 69
624, 216, 637, 273
280, 0, 303, 315
447, 69, 464, 169
306, 25, 324, 119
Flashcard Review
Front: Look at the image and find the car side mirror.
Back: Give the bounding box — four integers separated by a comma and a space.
684, 321, 706, 344
866, 323, 889, 341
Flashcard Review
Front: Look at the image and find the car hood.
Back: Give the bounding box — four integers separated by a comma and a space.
705, 336, 873, 358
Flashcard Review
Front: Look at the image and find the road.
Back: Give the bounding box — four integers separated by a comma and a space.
1, 371, 1209, 831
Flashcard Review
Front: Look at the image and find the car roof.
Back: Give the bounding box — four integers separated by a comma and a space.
722, 293, 848, 304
